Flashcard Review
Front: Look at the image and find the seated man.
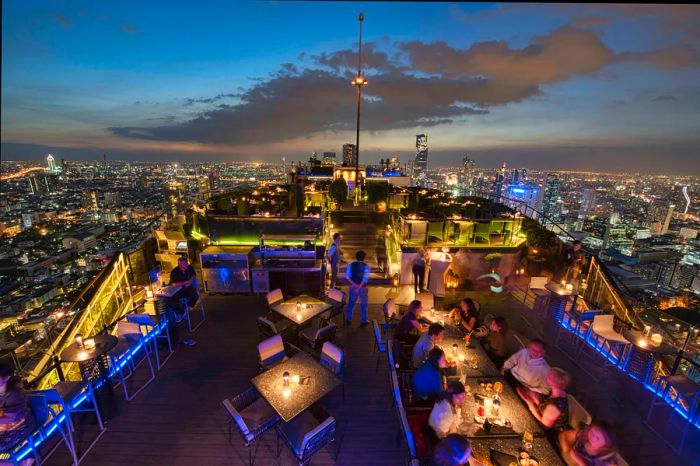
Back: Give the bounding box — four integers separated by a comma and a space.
412, 347, 448, 402
501, 338, 550, 403
168, 255, 198, 346
412, 323, 445, 369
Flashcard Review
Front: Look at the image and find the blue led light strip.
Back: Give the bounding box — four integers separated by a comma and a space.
10, 319, 168, 461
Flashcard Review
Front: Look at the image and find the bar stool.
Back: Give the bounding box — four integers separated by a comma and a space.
183, 279, 206, 332
555, 309, 602, 360
645, 374, 700, 453
109, 321, 156, 400
127, 312, 173, 370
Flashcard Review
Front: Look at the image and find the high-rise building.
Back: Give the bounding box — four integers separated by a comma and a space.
208, 171, 221, 194
388, 156, 401, 171
461, 155, 476, 194
198, 176, 211, 200
541, 174, 560, 222
164, 181, 187, 220
342, 144, 357, 166
511, 169, 520, 185
657, 261, 697, 289
648, 200, 675, 235
414, 134, 429, 182
46, 154, 59, 173
579, 189, 597, 217
520, 168, 527, 182
81, 189, 99, 213
491, 162, 507, 200
104, 192, 121, 207
322, 152, 337, 166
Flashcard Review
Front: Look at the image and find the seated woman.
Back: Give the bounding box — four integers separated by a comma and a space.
480, 317, 509, 366
0, 364, 35, 466
522, 368, 570, 442
429, 381, 468, 440
412, 347, 448, 402
431, 433, 483, 466
448, 298, 479, 333
559, 420, 618, 466
395, 299, 426, 345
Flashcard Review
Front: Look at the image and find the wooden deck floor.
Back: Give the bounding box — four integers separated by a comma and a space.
46, 294, 406, 466
43, 289, 700, 466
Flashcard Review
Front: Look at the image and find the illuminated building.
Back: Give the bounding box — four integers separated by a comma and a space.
414, 134, 428, 185
579, 189, 596, 218
322, 152, 337, 166
342, 144, 357, 166
648, 200, 674, 235
491, 162, 507, 200
541, 173, 560, 223
46, 153, 60, 173
163, 181, 187, 220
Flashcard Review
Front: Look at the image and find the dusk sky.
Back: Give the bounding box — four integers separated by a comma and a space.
2, 2, 700, 174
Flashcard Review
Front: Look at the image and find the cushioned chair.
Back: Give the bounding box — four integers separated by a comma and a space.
372, 320, 387, 373
322, 289, 346, 326
320, 342, 345, 400
257, 335, 288, 370
395, 392, 430, 465
223, 387, 281, 466
300, 323, 337, 352
645, 374, 700, 453
48, 381, 105, 444
109, 321, 156, 400
566, 394, 592, 430
275, 404, 337, 465
256, 316, 291, 341
127, 312, 173, 370
266, 289, 284, 309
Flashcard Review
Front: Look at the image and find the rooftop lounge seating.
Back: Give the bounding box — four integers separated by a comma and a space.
222, 386, 280, 466
322, 289, 346, 326
372, 319, 387, 373
109, 321, 156, 401
320, 342, 345, 400
300, 322, 337, 352
257, 335, 289, 370
275, 404, 337, 465
127, 312, 173, 370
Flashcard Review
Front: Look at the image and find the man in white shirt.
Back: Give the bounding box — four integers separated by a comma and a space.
412, 323, 445, 368
428, 381, 467, 439
501, 338, 550, 403
346, 250, 371, 326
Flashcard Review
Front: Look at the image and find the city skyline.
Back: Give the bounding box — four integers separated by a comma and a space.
2, 2, 700, 174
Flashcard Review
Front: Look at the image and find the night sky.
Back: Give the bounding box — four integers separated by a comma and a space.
2, 2, 699, 174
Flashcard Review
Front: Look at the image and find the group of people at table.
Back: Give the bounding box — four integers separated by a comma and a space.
392, 298, 621, 466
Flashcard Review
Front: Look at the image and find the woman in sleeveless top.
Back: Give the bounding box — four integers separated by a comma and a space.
525, 368, 571, 431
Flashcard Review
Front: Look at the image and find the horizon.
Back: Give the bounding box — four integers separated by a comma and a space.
2, 2, 700, 174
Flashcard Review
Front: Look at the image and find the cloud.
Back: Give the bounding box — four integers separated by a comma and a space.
121, 22, 139, 34
399, 27, 616, 85
49, 13, 73, 28
110, 25, 698, 147
570, 16, 610, 28
652, 95, 677, 102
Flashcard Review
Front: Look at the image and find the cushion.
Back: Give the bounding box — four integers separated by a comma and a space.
321, 342, 342, 365
266, 289, 283, 306
240, 397, 277, 431
258, 335, 284, 362
326, 289, 344, 304
53, 381, 86, 403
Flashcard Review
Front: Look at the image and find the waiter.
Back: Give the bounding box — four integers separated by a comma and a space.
346, 250, 370, 326
168, 255, 197, 346
326, 233, 342, 289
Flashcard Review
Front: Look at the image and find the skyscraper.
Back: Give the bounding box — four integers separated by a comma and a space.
541, 174, 560, 222
648, 200, 675, 235
579, 189, 597, 217
491, 162, 507, 200
342, 144, 357, 166
164, 181, 187, 220
414, 134, 428, 181
46, 154, 59, 173
322, 152, 337, 166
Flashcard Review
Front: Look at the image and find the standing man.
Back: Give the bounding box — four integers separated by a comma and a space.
168, 255, 197, 346
346, 250, 370, 326
326, 233, 342, 289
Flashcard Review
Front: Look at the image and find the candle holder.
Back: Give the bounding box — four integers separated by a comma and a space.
75, 333, 84, 349
84, 338, 96, 351
283, 371, 290, 386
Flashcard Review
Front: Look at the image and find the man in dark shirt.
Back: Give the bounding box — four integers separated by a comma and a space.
168, 255, 198, 346
395, 299, 425, 345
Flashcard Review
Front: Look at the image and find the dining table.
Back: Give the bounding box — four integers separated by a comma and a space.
272, 294, 332, 327
251, 351, 341, 422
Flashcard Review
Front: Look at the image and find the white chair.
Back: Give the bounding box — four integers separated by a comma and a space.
257, 335, 288, 370
579, 315, 629, 366
300, 323, 337, 351
323, 289, 346, 325
320, 342, 345, 400
415, 292, 434, 311
109, 321, 156, 400
127, 312, 173, 370
372, 320, 388, 373
566, 394, 592, 430
266, 289, 284, 308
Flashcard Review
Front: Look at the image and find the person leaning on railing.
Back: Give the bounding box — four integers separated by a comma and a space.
0, 364, 35, 466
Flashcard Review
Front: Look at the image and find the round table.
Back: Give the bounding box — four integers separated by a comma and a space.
622, 329, 678, 381
61, 334, 118, 419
